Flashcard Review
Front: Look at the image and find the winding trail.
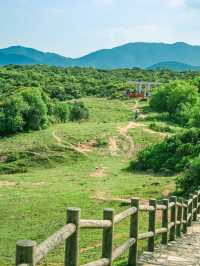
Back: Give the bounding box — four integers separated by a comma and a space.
118, 122, 137, 158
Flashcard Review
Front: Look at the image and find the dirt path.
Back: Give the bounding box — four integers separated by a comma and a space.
52, 131, 89, 156
108, 137, 118, 155
118, 122, 137, 158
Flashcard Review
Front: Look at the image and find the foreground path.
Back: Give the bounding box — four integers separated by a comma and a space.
139, 217, 200, 265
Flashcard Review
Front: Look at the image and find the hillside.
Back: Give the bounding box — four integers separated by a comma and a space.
1, 42, 200, 69
148, 61, 200, 71
0, 97, 175, 266
0, 46, 73, 66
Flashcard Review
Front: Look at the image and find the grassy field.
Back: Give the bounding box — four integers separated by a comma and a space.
0, 98, 176, 266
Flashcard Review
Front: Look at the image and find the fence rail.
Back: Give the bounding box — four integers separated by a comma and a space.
16, 189, 200, 266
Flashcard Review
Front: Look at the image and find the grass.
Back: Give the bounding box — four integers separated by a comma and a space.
0, 97, 176, 265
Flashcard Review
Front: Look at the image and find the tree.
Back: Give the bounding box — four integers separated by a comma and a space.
69, 102, 89, 121
150, 81, 199, 124
53, 102, 69, 122
177, 157, 200, 194
0, 96, 27, 134
20, 88, 48, 130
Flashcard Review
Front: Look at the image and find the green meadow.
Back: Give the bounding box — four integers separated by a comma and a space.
0, 98, 176, 265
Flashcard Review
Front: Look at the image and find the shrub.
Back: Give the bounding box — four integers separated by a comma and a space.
21, 88, 48, 130
150, 81, 199, 125
53, 102, 70, 122
130, 128, 200, 173
149, 123, 175, 133
0, 96, 27, 135
177, 157, 200, 194
0, 88, 48, 135
69, 102, 89, 121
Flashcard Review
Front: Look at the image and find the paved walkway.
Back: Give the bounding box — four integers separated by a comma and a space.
139, 218, 200, 265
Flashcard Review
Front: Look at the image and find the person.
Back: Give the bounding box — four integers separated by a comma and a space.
134, 110, 139, 120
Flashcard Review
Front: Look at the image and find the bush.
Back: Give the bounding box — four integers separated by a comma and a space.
69, 102, 89, 121
149, 123, 175, 133
177, 157, 200, 194
21, 88, 48, 130
53, 102, 70, 122
130, 128, 200, 173
0, 88, 48, 135
150, 81, 199, 125
0, 96, 27, 135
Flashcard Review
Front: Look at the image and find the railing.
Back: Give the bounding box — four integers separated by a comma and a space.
16, 190, 200, 266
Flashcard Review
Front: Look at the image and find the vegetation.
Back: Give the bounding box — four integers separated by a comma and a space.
131, 128, 200, 173
0, 97, 173, 266
1, 65, 200, 265
150, 80, 200, 126
1, 65, 199, 101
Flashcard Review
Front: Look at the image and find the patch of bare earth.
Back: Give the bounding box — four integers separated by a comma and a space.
0, 181, 17, 188
118, 122, 137, 158
52, 131, 96, 156
90, 167, 106, 177
108, 137, 118, 155
162, 182, 175, 197
77, 140, 97, 153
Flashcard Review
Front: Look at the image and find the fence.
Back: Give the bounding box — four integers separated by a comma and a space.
16, 190, 200, 266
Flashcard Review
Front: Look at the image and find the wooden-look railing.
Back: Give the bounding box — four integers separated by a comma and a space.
16, 190, 200, 266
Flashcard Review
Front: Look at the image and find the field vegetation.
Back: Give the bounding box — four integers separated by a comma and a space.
0, 65, 200, 265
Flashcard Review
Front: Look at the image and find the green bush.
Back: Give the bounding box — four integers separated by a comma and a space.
149, 123, 175, 133
177, 157, 200, 194
130, 128, 200, 173
0, 96, 27, 134
150, 81, 199, 125
0, 88, 48, 135
21, 88, 48, 130
53, 102, 70, 122
69, 102, 89, 121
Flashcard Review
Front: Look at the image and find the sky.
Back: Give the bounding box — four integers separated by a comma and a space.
0, 0, 200, 58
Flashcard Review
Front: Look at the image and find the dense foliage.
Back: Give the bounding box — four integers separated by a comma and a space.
0, 85, 89, 135
0, 65, 199, 101
0, 88, 48, 134
131, 129, 200, 174
2, 64, 199, 135
131, 128, 200, 194
177, 157, 200, 194
150, 80, 200, 126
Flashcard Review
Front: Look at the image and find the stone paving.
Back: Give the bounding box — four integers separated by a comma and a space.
139, 219, 200, 265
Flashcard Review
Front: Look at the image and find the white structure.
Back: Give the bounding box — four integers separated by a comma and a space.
127, 81, 162, 97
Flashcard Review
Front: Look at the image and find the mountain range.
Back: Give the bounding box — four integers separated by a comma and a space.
1, 42, 200, 71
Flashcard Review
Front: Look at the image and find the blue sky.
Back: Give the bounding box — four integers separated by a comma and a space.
0, 0, 200, 57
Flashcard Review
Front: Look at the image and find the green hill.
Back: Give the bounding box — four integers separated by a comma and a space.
0, 45, 73, 66
1, 42, 200, 69
148, 61, 200, 71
